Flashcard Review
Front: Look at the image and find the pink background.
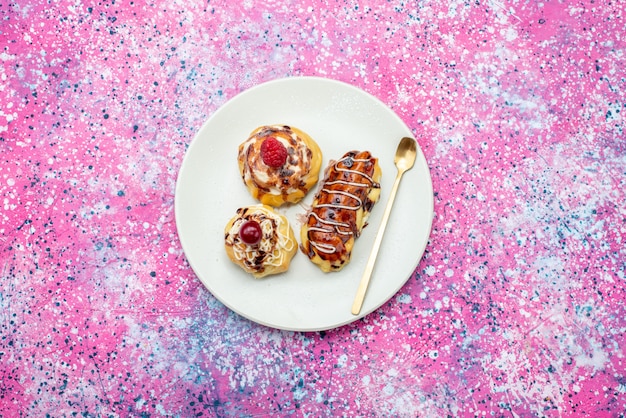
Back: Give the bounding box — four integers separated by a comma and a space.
2, 0, 625, 416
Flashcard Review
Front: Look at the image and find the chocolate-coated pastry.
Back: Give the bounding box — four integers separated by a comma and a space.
300, 151, 382, 272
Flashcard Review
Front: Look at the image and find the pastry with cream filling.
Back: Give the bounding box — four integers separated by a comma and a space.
300, 151, 382, 272
238, 125, 322, 207
224, 204, 297, 278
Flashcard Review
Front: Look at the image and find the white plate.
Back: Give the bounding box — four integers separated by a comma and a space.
175, 77, 433, 331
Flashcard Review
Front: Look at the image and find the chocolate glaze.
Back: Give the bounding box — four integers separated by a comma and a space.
303, 150, 380, 267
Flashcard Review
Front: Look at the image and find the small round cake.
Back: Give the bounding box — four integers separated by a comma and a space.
224, 204, 297, 278
238, 125, 322, 207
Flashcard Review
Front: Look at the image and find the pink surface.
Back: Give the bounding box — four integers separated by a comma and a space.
1, 0, 625, 416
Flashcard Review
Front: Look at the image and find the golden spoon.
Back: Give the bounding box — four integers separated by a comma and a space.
351, 136, 418, 315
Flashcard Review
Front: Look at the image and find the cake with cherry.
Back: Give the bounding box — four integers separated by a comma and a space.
238, 125, 322, 207
300, 151, 382, 272
224, 204, 297, 278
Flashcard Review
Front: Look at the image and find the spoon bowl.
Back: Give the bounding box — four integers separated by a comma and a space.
395, 137, 417, 172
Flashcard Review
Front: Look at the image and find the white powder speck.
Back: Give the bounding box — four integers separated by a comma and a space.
396, 293, 412, 304
504, 27, 518, 41
336, 354, 347, 368
383, 383, 395, 395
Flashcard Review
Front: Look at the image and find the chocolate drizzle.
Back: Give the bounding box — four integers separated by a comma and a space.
301, 150, 381, 270
239, 125, 313, 203
225, 206, 293, 274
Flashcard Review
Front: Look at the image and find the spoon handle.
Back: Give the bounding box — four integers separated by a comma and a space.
351, 168, 404, 315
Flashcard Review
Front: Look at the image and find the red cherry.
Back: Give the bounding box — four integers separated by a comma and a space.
260, 137, 288, 168
239, 220, 262, 245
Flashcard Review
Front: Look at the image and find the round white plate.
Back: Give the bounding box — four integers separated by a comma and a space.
175, 77, 433, 331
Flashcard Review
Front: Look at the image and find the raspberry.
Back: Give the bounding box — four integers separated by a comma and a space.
260, 137, 288, 168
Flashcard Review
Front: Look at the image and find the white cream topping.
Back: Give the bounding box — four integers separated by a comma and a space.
226, 206, 295, 269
